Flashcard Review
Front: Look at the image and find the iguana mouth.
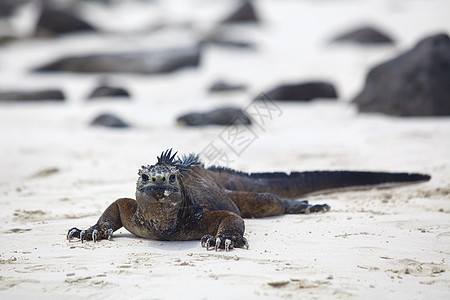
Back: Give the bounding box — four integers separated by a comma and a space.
139, 184, 178, 198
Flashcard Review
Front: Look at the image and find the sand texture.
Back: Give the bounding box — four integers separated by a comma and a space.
1, 0, 449, 299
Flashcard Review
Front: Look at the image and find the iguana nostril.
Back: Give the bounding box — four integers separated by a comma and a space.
162, 177, 166, 182
152, 177, 156, 182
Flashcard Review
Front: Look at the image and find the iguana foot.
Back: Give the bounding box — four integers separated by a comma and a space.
308, 204, 330, 213
67, 226, 113, 242
283, 199, 330, 214
201, 235, 249, 251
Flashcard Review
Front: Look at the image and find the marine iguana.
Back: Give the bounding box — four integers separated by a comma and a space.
67, 149, 431, 251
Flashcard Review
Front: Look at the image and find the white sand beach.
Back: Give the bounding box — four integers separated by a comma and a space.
1, 0, 449, 299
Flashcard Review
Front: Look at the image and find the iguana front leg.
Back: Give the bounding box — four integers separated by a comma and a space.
67, 198, 137, 242
199, 211, 248, 251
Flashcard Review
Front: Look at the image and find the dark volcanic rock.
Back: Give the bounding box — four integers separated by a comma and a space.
88, 85, 130, 99
0, 0, 29, 17
255, 82, 338, 101
208, 80, 247, 93
354, 33, 450, 116
201, 31, 256, 49
90, 113, 129, 128
221, 0, 259, 24
0, 20, 18, 45
0, 89, 65, 102
177, 107, 251, 126
0, 34, 17, 46
34, 45, 202, 74
331, 26, 394, 45
35, 6, 96, 37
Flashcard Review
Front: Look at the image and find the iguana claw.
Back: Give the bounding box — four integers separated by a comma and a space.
67, 226, 113, 243
201, 235, 210, 248
200, 235, 216, 250
67, 227, 80, 241
310, 204, 331, 213
201, 235, 248, 251
243, 238, 249, 250
80, 230, 86, 243
107, 229, 113, 240
215, 238, 221, 251
224, 239, 232, 251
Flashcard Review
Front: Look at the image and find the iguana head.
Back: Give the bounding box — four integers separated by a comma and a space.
136, 149, 201, 204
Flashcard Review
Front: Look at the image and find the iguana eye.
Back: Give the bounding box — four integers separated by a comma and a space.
141, 174, 149, 182
169, 174, 176, 183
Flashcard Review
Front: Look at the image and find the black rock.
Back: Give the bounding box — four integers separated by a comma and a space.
90, 113, 129, 128
331, 26, 394, 45
34, 6, 96, 37
0, 0, 29, 17
255, 82, 338, 101
0, 19, 18, 46
353, 33, 450, 116
0, 89, 65, 102
0, 34, 17, 46
177, 107, 251, 126
34, 45, 202, 74
200, 31, 256, 49
88, 85, 130, 99
208, 80, 247, 93
221, 0, 259, 24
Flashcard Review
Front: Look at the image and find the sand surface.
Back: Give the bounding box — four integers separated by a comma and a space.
1, 0, 450, 299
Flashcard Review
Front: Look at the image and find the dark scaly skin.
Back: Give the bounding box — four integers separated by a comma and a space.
67, 149, 431, 250
207, 168, 431, 199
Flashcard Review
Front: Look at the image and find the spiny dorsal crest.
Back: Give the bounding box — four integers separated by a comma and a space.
175, 153, 202, 172
138, 149, 202, 176
157, 148, 178, 165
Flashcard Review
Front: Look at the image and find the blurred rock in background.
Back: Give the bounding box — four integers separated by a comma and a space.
0, 0, 30, 17
221, 0, 259, 24
354, 33, 450, 116
34, 5, 97, 37
87, 84, 130, 100
90, 112, 130, 128
34, 45, 202, 74
330, 26, 395, 45
177, 107, 251, 126
208, 80, 247, 93
255, 82, 338, 102
0, 89, 65, 102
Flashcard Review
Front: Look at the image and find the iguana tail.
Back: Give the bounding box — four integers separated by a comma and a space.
207, 167, 431, 199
